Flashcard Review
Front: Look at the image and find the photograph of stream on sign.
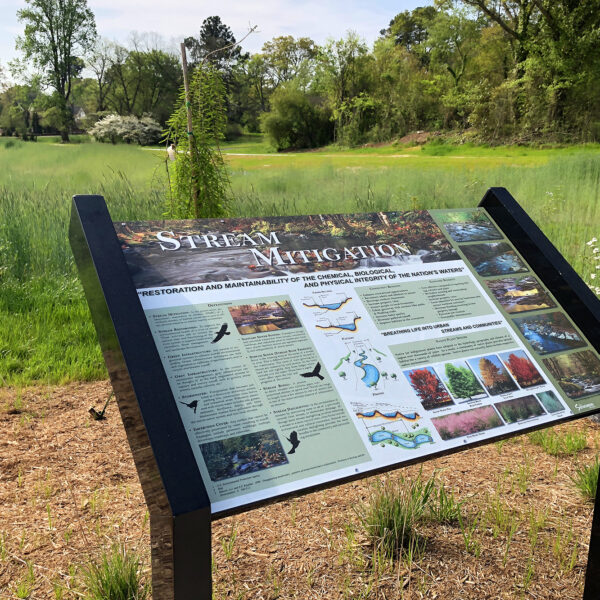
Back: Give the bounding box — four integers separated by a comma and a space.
114, 209, 600, 514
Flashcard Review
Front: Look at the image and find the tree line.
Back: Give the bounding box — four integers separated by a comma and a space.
1, 0, 599, 146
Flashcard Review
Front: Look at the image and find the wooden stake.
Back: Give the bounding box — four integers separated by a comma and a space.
180, 42, 200, 218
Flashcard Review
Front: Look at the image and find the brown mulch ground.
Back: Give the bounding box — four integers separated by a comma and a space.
0, 382, 598, 599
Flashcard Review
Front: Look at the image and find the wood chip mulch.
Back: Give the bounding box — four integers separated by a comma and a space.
0, 382, 598, 599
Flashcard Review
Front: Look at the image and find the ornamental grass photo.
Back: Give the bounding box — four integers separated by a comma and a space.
494, 395, 546, 424
431, 405, 504, 441
536, 391, 565, 413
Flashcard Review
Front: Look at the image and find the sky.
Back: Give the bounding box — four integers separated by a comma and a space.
0, 0, 428, 78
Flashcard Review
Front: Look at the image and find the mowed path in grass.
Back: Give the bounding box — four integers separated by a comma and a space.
1, 136, 600, 384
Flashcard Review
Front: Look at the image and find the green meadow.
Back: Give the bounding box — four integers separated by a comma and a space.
1, 136, 599, 385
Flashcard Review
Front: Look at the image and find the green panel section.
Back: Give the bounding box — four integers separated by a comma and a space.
391, 328, 516, 369
356, 276, 493, 331
145, 296, 370, 504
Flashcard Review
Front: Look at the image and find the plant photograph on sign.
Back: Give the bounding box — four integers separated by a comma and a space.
431, 405, 504, 440
536, 391, 565, 413
433, 359, 488, 403
467, 355, 519, 396
403, 366, 454, 411
200, 429, 288, 481
438, 209, 503, 243
513, 312, 586, 355
498, 350, 545, 388
228, 300, 301, 334
459, 242, 528, 277
543, 350, 600, 399
494, 395, 546, 424
485, 276, 556, 314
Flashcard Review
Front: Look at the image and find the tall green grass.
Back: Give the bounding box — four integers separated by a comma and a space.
570, 457, 599, 501
1, 137, 599, 384
79, 544, 149, 600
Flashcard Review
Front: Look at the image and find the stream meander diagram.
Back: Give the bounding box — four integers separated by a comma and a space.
369, 430, 434, 448
333, 341, 396, 391
354, 350, 380, 388
354, 404, 434, 449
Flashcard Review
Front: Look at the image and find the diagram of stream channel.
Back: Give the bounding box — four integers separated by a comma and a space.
333, 341, 394, 391
354, 350, 380, 387
334, 342, 435, 451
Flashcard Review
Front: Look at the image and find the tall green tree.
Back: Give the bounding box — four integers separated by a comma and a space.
444, 363, 483, 400
461, 0, 534, 66
184, 16, 245, 74
103, 42, 181, 124
87, 39, 114, 113
0, 64, 8, 93
0, 78, 43, 138
16, 0, 97, 141
381, 6, 437, 64
314, 32, 373, 143
261, 36, 317, 88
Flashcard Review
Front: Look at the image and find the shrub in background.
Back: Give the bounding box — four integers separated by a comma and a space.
261, 86, 333, 151
89, 114, 162, 146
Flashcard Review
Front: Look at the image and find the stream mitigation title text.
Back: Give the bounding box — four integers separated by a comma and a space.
156, 230, 411, 266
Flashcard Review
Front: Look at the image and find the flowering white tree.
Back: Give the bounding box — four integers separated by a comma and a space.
89, 114, 162, 145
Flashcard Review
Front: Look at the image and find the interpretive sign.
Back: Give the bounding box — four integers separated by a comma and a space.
69, 188, 600, 599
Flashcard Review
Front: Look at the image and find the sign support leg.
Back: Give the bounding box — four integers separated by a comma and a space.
583, 474, 600, 599
150, 509, 212, 600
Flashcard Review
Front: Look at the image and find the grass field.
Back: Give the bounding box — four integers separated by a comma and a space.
1, 136, 599, 384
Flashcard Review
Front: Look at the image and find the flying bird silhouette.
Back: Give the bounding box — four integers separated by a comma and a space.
212, 323, 230, 343
179, 400, 198, 414
300, 362, 324, 380
286, 431, 301, 454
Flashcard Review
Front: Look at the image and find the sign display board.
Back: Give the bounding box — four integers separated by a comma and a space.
111, 205, 600, 516
70, 189, 600, 599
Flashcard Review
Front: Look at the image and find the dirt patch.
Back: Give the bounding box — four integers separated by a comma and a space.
396, 131, 433, 145
0, 382, 597, 599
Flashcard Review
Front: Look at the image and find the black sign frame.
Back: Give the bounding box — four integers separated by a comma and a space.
69, 188, 600, 600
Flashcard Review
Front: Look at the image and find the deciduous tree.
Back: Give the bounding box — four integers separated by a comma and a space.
261, 36, 317, 88
506, 353, 543, 386
16, 0, 97, 141
409, 368, 452, 409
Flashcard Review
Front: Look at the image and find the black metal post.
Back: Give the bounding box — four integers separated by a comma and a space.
583, 474, 600, 599
69, 195, 212, 599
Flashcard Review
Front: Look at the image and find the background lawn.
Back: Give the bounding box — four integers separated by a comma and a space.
1, 136, 599, 385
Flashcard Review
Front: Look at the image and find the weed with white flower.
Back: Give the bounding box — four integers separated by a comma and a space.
584, 238, 600, 295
